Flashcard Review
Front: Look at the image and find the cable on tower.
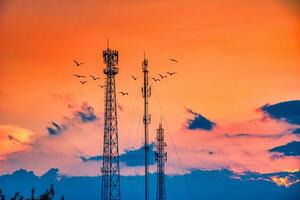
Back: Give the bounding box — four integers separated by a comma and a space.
151, 83, 192, 199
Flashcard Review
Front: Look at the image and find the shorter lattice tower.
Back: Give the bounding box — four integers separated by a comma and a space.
155, 120, 167, 200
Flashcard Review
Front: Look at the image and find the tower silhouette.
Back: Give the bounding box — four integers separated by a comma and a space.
142, 56, 151, 200
101, 47, 121, 200
155, 121, 167, 200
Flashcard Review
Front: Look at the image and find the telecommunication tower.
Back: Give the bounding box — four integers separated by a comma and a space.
155, 121, 167, 200
142, 56, 151, 200
101, 47, 121, 200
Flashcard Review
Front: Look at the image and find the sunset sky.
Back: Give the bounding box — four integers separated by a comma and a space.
0, 0, 300, 191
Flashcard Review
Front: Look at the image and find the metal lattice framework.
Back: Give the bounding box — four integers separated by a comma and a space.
101, 48, 121, 200
155, 122, 167, 200
142, 57, 151, 200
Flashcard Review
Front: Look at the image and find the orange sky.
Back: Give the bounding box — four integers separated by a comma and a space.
0, 0, 299, 177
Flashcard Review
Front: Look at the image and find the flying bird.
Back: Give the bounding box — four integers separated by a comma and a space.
90, 75, 100, 81
152, 77, 160, 82
51, 122, 61, 130
8, 134, 21, 145
130, 75, 138, 80
98, 85, 105, 88
166, 71, 177, 76
158, 74, 167, 79
80, 80, 88, 84
169, 58, 178, 63
73, 60, 83, 67
119, 91, 129, 96
73, 74, 86, 78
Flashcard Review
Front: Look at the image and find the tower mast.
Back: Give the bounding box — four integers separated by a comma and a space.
142, 56, 151, 200
155, 119, 167, 200
101, 47, 121, 200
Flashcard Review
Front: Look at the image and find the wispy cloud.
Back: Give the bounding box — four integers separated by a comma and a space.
80, 144, 155, 167
46, 102, 98, 136
224, 133, 284, 139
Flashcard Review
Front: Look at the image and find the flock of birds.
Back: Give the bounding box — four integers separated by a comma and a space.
7, 58, 178, 145
71, 58, 178, 96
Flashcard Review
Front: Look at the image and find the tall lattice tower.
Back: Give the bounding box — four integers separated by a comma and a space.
142, 56, 151, 200
101, 47, 121, 200
155, 121, 167, 200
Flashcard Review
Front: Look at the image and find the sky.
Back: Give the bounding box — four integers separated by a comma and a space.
0, 0, 300, 191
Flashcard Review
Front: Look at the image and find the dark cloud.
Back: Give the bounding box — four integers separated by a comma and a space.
185, 108, 216, 131
47, 122, 66, 136
269, 141, 300, 156
292, 128, 300, 135
79, 155, 103, 162
47, 102, 98, 136
1, 168, 299, 200
75, 103, 97, 123
260, 100, 300, 125
80, 144, 155, 167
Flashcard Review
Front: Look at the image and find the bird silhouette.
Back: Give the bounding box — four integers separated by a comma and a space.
158, 74, 167, 79
169, 58, 178, 63
90, 75, 100, 80
152, 77, 160, 82
119, 91, 129, 96
73, 74, 86, 78
98, 85, 105, 88
130, 75, 138, 80
8, 134, 21, 145
166, 71, 177, 76
73, 60, 83, 66
80, 80, 88, 84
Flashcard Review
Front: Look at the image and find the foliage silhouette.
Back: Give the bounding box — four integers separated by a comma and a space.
0, 185, 64, 200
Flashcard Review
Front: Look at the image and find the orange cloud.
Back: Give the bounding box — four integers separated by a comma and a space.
271, 176, 300, 187
0, 125, 34, 160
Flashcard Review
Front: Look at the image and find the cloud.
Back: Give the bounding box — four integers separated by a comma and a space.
269, 141, 300, 156
185, 108, 216, 131
2, 97, 300, 177
75, 103, 97, 123
47, 102, 98, 136
292, 128, 300, 135
47, 122, 66, 136
260, 100, 300, 125
271, 176, 300, 188
80, 144, 155, 167
0, 168, 299, 200
0, 125, 34, 161
79, 155, 102, 162
224, 133, 284, 139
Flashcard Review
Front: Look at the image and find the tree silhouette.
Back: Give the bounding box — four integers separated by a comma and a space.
0, 185, 64, 200
0, 189, 5, 200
